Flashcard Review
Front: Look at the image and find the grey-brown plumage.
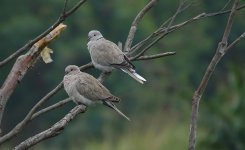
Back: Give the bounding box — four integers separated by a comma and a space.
87, 30, 146, 84
63, 65, 130, 121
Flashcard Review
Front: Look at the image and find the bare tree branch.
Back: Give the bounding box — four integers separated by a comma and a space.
136, 52, 176, 60
129, 3, 245, 56
14, 105, 86, 150
188, 0, 240, 150
0, 24, 67, 135
0, 82, 63, 144
128, 0, 192, 56
0, 0, 87, 68
130, 32, 170, 60
31, 98, 72, 120
221, 3, 238, 45
124, 0, 158, 52
133, 0, 190, 59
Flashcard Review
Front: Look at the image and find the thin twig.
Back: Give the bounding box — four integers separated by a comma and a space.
188, 1, 240, 150
124, 0, 158, 52
136, 52, 176, 60
129, 3, 245, 55
160, 17, 173, 28
14, 105, 86, 150
62, 0, 69, 15
225, 31, 245, 52
97, 71, 112, 83
31, 98, 72, 120
167, 0, 190, 29
130, 31, 171, 60
127, 0, 189, 56
220, 0, 232, 11
129, 0, 188, 60
63, 0, 87, 17
128, 0, 192, 56
127, 29, 162, 56
0, 0, 87, 68
79, 62, 93, 70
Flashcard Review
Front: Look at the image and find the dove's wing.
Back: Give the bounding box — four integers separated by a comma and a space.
92, 39, 135, 69
110, 55, 136, 70
90, 39, 123, 65
75, 73, 120, 102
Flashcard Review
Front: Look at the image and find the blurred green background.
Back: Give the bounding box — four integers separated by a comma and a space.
0, 0, 244, 149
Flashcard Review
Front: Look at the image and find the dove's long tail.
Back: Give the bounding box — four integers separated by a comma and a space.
121, 69, 146, 84
103, 101, 130, 121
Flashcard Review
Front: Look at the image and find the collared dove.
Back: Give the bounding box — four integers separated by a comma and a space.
87, 30, 146, 84
63, 65, 130, 121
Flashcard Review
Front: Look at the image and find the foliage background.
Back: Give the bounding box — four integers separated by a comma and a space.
0, 0, 244, 149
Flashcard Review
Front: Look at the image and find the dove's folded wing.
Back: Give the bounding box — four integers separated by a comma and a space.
75, 73, 120, 102
91, 39, 125, 65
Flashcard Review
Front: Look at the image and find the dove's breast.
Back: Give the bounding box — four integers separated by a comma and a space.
63, 75, 77, 97
64, 75, 97, 106
88, 43, 114, 72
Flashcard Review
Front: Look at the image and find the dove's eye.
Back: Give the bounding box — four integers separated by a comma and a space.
93, 34, 96, 36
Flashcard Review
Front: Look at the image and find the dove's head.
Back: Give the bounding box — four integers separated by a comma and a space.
65, 65, 80, 75
88, 30, 103, 41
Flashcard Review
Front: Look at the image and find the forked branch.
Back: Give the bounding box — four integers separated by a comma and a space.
124, 0, 158, 52
0, 0, 87, 68
188, 0, 241, 150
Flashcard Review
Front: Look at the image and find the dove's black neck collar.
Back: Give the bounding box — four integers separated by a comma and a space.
96, 37, 104, 41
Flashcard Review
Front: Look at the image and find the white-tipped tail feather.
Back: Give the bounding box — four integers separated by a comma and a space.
121, 69, 146, 84
133, 72, 146, 82
104, 101, 130, 121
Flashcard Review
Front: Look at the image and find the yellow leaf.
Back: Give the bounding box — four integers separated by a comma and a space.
40, 47, 53, 64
